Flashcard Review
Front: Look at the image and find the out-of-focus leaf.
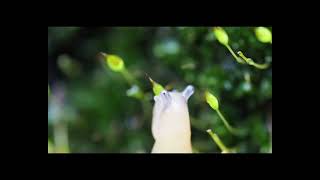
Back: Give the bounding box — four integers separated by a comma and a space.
48, 140, 53, 153
57, 55, 81, 77
126, 85, 144, 99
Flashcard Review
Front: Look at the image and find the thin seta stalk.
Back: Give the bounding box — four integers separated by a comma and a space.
120, 68, 139, 86
205, 90, 241, 136
216, 109, 241, 136
206, 129, 232, 153
237, 51, 269, 69
225, 44, 245, 64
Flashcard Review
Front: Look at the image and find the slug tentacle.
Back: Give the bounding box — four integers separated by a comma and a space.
182, 85, 194, 102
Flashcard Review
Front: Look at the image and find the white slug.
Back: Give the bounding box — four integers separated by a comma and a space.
151, 85, 194, 153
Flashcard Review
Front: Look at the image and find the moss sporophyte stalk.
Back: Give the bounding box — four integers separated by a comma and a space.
206, 129, 234, 153
237, 51, 269, 69
212, 27, 271, 69
100, 52, 138, 86
213, 27, 245, 64
205, 90, 241, 135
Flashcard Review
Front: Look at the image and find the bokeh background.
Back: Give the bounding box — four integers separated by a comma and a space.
48, 27, 272, 153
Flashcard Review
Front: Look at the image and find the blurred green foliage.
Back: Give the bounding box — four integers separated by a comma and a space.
48, 27, 272, 153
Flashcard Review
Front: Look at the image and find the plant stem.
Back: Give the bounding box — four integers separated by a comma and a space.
250, 62, 269, 69
121, 68, 138, 86
225, 44, 245, 64
237, 51, 269, 69
216, 109, 239, 135
207, 129, 229, 152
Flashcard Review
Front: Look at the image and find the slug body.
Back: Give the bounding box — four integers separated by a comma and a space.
151, 85, 194, 153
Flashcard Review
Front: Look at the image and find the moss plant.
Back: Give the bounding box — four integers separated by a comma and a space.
205, 90, 240, 135
213, 27, 270, 69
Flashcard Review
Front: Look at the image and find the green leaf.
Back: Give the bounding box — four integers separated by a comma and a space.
205, 90, 219, 110
213, 27, 229, 46
101, 53, 125, 72
255, 27, 272, 43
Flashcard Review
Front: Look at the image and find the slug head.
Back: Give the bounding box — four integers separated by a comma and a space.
153, 85, 194, 114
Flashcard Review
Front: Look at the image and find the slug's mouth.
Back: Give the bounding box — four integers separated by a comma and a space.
154, 90, 171, 103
